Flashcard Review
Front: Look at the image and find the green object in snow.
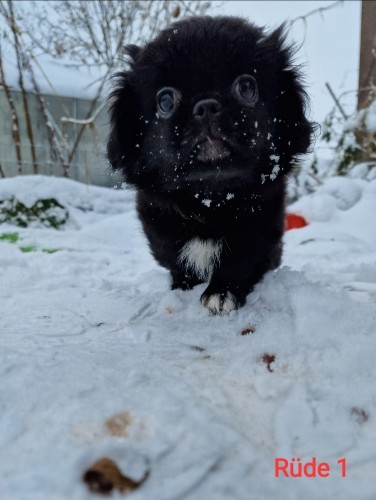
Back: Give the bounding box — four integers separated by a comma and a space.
0, 197, 69, 229
0, 231, 61, 254
0, 232, 20, 243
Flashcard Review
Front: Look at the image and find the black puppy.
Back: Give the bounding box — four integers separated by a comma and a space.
107, 16, 314, 314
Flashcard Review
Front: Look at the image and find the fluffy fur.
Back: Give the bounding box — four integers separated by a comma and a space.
107, 16, 314, 314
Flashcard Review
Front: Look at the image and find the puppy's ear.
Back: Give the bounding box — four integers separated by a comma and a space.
257, 25, 316, 156
107, 45, 142, 173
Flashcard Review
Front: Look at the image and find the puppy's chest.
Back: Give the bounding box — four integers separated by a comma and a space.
178, 237, 223, 280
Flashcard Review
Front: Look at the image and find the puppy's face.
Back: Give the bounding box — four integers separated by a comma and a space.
108, 17, 313, 196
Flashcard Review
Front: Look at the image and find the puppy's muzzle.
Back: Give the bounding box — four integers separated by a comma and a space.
196, 136, 230, 162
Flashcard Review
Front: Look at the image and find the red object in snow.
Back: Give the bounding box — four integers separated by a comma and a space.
285, 213, 308, 231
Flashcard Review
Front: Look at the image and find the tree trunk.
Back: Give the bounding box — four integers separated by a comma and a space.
358, 0, 376, 110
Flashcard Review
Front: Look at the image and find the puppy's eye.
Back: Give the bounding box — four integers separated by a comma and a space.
232, 75, 258, 106
156, 87, 181, 118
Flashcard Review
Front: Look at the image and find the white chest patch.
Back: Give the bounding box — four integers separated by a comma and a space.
178, 238, 223, 281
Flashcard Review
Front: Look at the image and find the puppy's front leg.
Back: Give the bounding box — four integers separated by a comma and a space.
200, 240, 280, 314
201, 284, 244, 314
200, 273, 249, 315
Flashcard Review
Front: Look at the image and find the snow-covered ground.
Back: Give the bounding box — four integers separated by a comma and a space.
1, 175, 376, 499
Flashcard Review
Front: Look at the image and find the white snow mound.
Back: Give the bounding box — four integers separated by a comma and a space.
1, 175, 376, 500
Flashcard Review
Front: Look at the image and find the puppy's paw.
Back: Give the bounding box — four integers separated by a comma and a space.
200, 290, 241, 315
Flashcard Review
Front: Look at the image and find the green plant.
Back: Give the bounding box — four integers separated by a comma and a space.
0, 197, 69, 228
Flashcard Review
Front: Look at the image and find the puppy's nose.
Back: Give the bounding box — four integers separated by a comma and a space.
193, 99, 222, 120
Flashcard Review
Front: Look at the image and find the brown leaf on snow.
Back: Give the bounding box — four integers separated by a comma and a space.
260, 353, 276, 372
240, 325, 256, 335
83, 457, 149, 496
105, 412, 132, 438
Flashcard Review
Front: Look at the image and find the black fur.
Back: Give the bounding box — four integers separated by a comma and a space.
107, 16, 314, 314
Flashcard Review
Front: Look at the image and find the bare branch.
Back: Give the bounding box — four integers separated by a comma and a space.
6, 0, 38, 174
61, 100, 107, 125
325, 82, 349, 120
0, 161, 5, 178
0, 36, 23, 173
28, 59, 70, 177
289, 0, 345, 26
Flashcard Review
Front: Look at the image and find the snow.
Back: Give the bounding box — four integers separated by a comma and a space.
1, 175, 376, 499
315, 177, 363, 211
